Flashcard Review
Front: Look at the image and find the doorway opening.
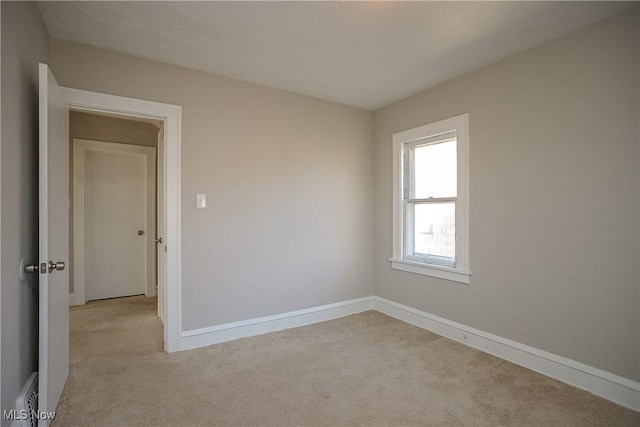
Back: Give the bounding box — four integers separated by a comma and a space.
62, 87, 182, 353
68, 111, 164, 351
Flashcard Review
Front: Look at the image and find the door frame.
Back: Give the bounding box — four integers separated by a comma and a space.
63, 87, 182, 353
73, 139, 157, 302
157, 123, 165, 323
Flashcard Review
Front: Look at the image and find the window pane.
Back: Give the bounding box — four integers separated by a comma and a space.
413, 139, 456, 199
413, 203, 455, 260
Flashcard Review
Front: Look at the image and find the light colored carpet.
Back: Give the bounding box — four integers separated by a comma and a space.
54, 296, 638, 426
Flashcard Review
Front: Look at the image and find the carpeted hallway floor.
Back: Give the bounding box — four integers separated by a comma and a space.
54, 296, 638, 426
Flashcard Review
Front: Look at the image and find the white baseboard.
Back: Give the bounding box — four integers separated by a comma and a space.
373, 296, 640, 411
177, 294, 639, 411
180, 296, 375, 351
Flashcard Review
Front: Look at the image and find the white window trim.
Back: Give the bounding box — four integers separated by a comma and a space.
390, 114, 471, 284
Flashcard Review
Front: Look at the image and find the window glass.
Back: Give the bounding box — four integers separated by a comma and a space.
412, 202, 455, 260
413, 139, 457, 199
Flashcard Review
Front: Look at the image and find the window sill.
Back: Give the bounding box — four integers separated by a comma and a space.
389, 258, 471, 284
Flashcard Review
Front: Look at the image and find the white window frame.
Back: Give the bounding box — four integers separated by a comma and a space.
390, 114, 471, 284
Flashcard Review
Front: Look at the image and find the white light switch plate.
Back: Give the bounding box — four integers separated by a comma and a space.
196, 194, 206, 208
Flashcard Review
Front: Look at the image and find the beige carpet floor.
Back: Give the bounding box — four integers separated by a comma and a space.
54, 296, 638, 426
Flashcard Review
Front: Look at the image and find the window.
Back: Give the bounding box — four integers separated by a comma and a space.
390, 114, 471, 284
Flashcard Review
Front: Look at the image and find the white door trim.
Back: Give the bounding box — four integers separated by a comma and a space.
63, 87, 182, 353
73, 139, 156, 302
157, 123, 165, 323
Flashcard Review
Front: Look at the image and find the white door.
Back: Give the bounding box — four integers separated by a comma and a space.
38, 63, 70, 425
74, 140, 156, 301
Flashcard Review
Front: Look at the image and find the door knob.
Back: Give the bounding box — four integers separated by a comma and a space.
48, 261, 65, 273
24, 264, 40, 273
138, 230, 145, 236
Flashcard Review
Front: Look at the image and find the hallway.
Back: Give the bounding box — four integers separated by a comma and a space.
67, 296, 162, 365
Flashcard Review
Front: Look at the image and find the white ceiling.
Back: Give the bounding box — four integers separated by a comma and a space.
37, 1, 632, 110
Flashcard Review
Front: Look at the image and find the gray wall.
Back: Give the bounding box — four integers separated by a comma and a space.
68, 111, 160, 294
50, 40, 375, 331
0, 2, 50, 421
70, 111, 160, 148
374, 9, 640, 381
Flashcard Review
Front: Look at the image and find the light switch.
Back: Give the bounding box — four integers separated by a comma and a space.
196, 193, 207, 209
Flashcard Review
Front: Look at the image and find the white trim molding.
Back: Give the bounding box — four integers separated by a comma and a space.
63, 87, 182, 353
373, 296, 640, 411
181, 297, 375, 351
391, 114, 471, 284
389, 258, 471, 284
